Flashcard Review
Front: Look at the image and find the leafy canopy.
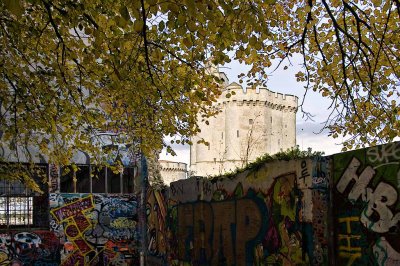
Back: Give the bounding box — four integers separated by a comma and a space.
1, 0, 399, 168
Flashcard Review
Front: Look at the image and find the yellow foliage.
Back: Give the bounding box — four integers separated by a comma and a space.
0, 0, 399, 176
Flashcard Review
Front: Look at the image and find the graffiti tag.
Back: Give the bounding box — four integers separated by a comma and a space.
337, 216, 362, 264
367, 142, 400, 164
337, 157, 400, 233
170, 183, 184, 197
51, 196, 94, 222
300, 160, 310, 183
177, 197, 266, 265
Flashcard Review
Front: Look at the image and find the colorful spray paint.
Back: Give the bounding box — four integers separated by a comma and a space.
168, 159, 327, 265
49, 193, 139, 265
332, 143, 400, 265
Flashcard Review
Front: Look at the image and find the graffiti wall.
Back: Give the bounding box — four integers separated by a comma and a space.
332, 143, 400, 265
169, 158, 329, 265
0, 189, 168, 266
49, 193, 139, 265
146, 188, 168, 265
0, 230, 60, 265
2, 142, 399, 265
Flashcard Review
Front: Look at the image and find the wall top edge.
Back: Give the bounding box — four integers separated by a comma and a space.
223, 84, 298, 102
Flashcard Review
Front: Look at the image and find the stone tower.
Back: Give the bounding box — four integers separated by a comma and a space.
159, 160, 187, 185
190, 66, 298, 177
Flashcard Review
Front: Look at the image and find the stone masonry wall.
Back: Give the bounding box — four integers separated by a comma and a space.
190, 82, 298, 177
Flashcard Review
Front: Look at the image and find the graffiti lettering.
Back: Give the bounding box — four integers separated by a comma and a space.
50, 194, 139, 265
360, 183, 400, 233
312, 158, 329, 189
51, 196, 96, 265
110, 217, 136, 229
170, 183, 184, 196
367, 142, 400, 164
300, 160, 310, 182
336, 157, 375, 201
52, 196, 94, 222
211, 201, 235, 265
312, 176, 326, 187
337, 217, 362, 265
49, 219, 62, 232
177, 198, 266, 265
236, 198, 263, 265
337, 157, 400, 233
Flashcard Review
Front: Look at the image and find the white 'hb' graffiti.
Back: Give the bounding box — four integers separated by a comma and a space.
337, 157, 400, 233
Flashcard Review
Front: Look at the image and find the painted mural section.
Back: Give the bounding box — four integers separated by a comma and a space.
0, 230, 60, 265
311, 156, 330, 265
146, 188, 169, 265
169, 158, 329, 265
49, 193, 139, 265
332, 143, 400, 265
2, 142, 399, 265
0, 189, 169, 266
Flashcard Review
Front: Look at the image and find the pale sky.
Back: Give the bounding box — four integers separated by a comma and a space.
160, 55, 344, 165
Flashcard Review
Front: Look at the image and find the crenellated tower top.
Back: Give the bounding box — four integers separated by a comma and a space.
159, 160, 187, 172
190, 63, 298, 177
217, 82, 298, 112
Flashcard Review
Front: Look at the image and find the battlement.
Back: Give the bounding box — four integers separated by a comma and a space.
191, 70, 298, 177
159, 160, 187, 172
217, 82, 298, 110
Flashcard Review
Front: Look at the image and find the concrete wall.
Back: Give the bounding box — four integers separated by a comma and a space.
190, 82, 298, 177
2, 142, 399, 265
169, 158, 328, 265
331, 142, 400, 265
170, 141, 400, 265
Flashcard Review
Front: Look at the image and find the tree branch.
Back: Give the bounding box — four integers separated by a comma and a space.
140, 0, 154, 84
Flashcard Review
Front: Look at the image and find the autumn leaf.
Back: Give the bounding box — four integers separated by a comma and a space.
0, 0, 398, 187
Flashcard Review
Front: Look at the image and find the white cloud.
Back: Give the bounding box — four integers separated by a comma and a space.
159, 142, 190, 165
297, 122, 343, 155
